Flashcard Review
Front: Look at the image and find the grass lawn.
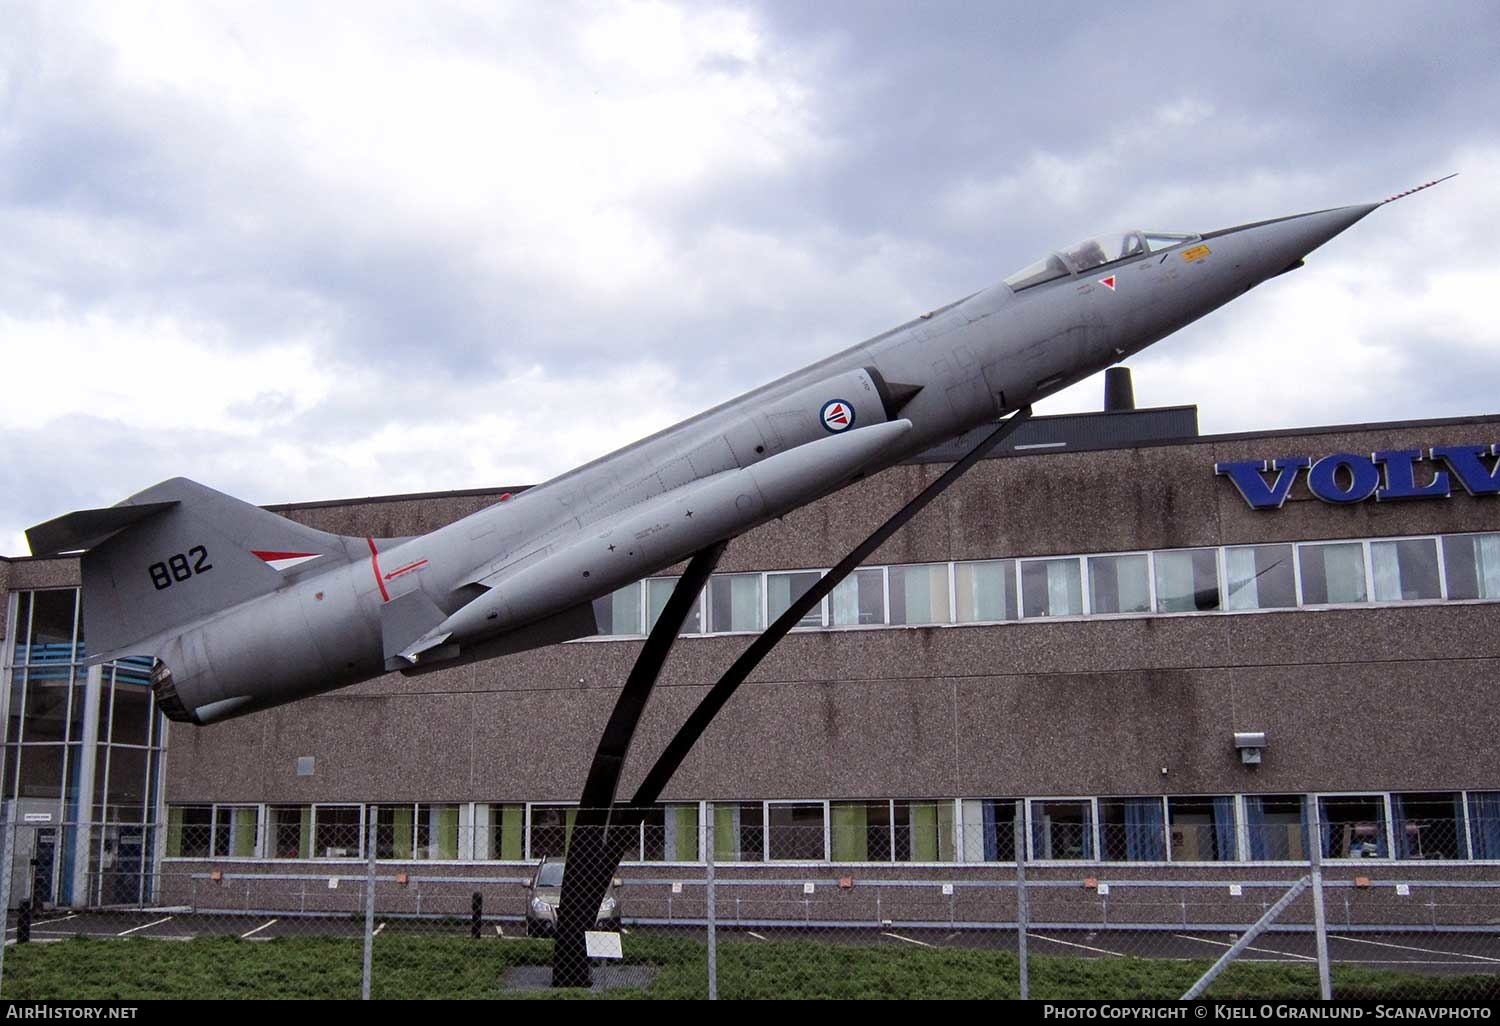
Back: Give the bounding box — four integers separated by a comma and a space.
1, 935, 1495, 1000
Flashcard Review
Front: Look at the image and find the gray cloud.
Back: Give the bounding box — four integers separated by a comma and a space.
2, 1, 1497, 554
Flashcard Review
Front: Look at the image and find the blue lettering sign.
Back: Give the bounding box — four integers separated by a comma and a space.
1220, 444, 1498, 510
1373, 449, 1451, 501
1306, 453, 1382, 504
1430, 444, 1500, 496
1214, 457, 1310, 510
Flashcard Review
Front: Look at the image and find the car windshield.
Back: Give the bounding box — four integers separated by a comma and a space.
536, 862, 565, 887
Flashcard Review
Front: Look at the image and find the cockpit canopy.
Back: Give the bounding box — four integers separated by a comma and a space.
1004, 231, 1200, 291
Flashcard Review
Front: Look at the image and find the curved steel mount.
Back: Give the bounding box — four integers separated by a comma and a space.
551, 407, 1033, 986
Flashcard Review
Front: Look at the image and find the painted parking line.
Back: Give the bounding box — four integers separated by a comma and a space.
1174, 932, 1316, 962
882, 932, 934, 948
1027, 933, 1125, 957
1330, 935, 1500, 964
116, 916, 174, 937
239, 919, 277, 939
7, 914, 78, 934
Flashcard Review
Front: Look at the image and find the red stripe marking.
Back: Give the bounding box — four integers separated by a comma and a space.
366, 537, 390, 602
384, 559, 429, 581
251, 550, 318, 561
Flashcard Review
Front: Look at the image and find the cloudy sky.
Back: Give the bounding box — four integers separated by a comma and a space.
3, 1, 1497, 556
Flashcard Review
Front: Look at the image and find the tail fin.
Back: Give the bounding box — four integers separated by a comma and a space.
26, 478, 360, 663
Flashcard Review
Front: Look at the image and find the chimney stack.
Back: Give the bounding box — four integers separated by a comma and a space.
1104, 366, 1135, 412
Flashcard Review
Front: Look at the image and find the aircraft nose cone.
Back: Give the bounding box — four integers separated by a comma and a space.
1274, 203, 1380, 262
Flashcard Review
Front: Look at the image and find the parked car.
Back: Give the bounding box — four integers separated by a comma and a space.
525, 857, 622, 937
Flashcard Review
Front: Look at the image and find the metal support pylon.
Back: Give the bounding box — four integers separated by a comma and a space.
551, 406, 1033, 987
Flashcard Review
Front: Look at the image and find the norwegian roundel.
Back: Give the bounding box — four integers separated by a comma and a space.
820, 399, 855, 433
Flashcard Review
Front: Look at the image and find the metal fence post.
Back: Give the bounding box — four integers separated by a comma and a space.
1307, 801, 1333, 1000
362, 815, 377, 1000
1014, 810, 1029, 1000
0, 805, 16, 996
706, 809, 717, 1000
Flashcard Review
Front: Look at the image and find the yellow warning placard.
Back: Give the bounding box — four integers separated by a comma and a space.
1182, 244, 1211, 263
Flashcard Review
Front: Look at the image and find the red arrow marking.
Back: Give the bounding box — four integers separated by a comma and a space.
384, 559, 429, 581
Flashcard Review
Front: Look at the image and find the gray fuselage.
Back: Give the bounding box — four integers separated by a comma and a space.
147, 203, 1375, 722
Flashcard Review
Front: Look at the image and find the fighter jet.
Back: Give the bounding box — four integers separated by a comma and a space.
25, 182, 1450, 725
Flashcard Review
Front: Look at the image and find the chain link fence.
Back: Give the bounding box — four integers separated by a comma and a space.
0, 807, 1497, 1000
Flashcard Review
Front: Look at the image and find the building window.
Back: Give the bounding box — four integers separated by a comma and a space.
592, 582, 643, 636
1020, 558, 1083, 618
831, 800, 954, 862
1030, 799, 1093, 860
708, 574, 763, 633
960, 799, 1019, 862
647, 578, 703, 634
313, 805, 362, 858
372, 805, 414, 859
830, 568, 886, 626
1088, 554, 1151, 615
1318, 795, 1387, 858
767, 802, 826, 861
1168, 797, 1237, 861
1245, 795, 1307, 860
270, 805, 311, 859
1154, 549, 1220, 612
213, 806, 260, 858
1391, 793, 1465, 860
1443, 534, 1500, 600
767, 571, 824, 629
831, 801, 890, 862
529, 805, 575, 859
1299, 543, 1368, 605
712, 802, 764, 862
895, 800, 954, 862
166, 806, 211, 858
955, 560, 1017, 623
888, 564, 950, 625
1224, 545, 1297, 610
641, 804, 700, 862
1099, 798, 1165, 861
1468, 792, 1500, 860
413, 804, 461, 860
479, 803, 526, 860
1370, 539, 1441, 602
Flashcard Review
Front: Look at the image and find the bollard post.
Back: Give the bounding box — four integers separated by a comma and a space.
471, 892, 483, 939
16, 900, 30, 945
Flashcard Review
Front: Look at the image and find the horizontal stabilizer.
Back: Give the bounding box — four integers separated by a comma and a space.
26, 502, 179, 555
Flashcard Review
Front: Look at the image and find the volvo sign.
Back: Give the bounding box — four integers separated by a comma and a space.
1216, 445, 1500, 509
